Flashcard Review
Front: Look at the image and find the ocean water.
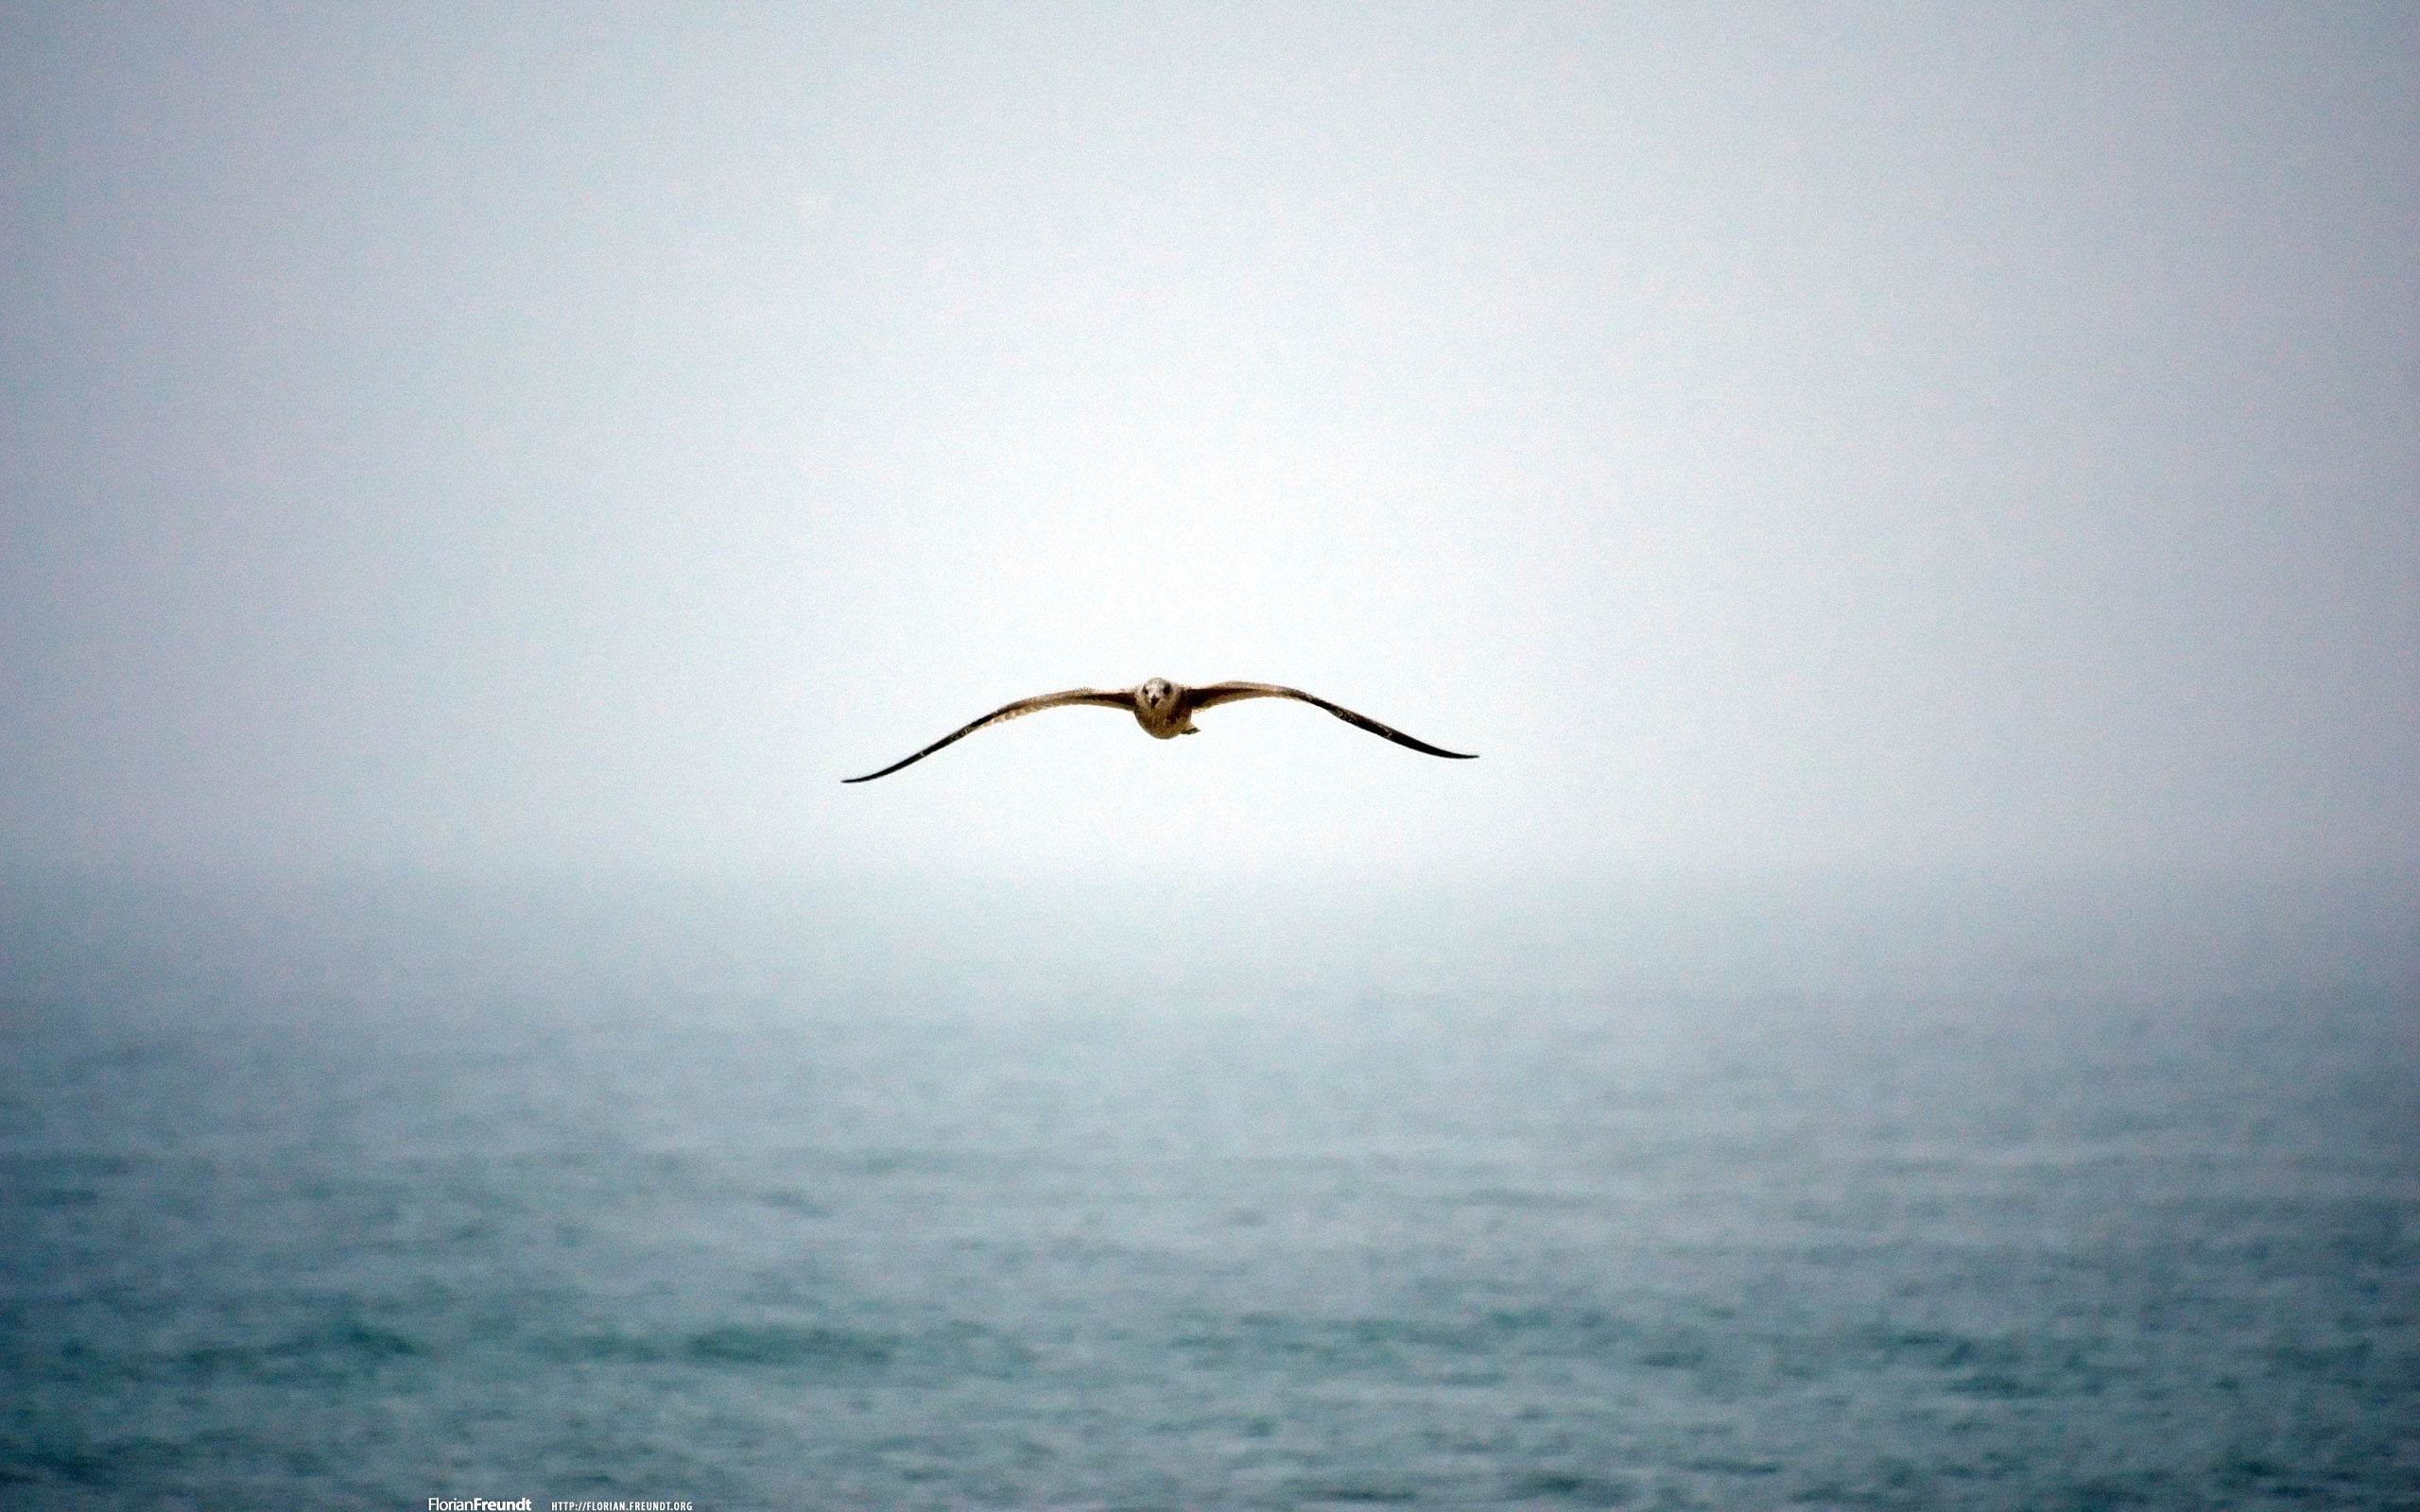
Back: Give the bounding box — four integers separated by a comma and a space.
2, 876, 2415, 1509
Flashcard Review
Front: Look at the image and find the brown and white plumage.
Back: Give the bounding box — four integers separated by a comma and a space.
842, 678, 1476, 782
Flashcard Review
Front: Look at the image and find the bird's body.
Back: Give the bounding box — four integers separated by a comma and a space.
843, 678, 1475, 782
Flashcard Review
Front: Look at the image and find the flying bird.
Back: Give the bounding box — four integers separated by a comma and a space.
843, 678, 1477, 782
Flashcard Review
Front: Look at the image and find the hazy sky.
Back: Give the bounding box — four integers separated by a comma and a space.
3, 3, 2413, 885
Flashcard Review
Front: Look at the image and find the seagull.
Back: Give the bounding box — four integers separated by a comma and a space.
843, 678, 1477, 782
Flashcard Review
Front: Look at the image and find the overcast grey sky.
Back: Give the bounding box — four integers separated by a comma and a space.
3, 3, 2413, 885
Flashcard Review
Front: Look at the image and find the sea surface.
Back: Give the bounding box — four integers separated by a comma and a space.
2, 874, 2415, 1508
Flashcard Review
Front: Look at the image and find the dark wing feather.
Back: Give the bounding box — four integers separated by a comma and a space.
843, 687, 1134, 782
1185, 681, 1477, 759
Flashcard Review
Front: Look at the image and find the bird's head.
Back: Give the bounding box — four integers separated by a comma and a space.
1140, 678, 1175, 711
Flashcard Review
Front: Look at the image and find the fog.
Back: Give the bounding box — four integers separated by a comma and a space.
5, 4, 2414, 906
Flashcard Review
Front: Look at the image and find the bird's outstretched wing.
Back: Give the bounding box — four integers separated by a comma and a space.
843, 687, 1134, 782
1186, 681, 1477, 759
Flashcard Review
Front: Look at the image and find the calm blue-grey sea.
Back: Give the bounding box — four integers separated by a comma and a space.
2, 871, 2414, 1509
